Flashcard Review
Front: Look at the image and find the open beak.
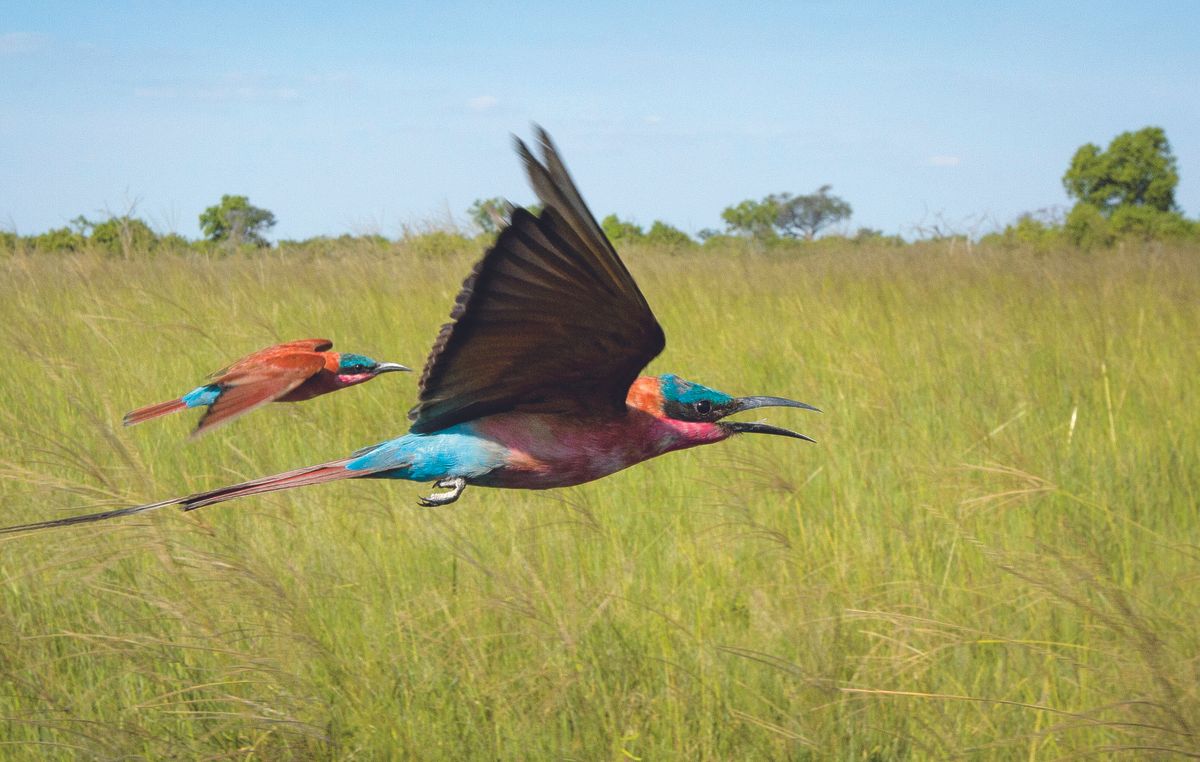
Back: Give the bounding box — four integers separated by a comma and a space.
719, 395, 821, 443
374, 362, 412, 374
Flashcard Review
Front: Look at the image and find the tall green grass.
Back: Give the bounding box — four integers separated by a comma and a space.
1, 241, 1197, 759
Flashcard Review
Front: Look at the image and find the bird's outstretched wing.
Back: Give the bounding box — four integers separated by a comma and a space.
408, 128, 665, 433
195, 351, 327, 435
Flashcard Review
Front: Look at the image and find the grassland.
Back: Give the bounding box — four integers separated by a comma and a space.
0, 240, 1197, 759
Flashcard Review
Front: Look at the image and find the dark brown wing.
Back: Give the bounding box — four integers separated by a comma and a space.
408, 127, 665, 433
194, 352, 326, 436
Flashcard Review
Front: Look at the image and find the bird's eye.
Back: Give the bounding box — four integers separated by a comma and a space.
694, 400, 712, 415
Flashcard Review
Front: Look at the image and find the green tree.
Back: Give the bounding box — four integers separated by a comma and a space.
601, 214, 645, 245
721, 188, 853, 241
76, 214, 159, 257
720, 198, 779, 239
468, 197, 512, 234
30, 227, 86, 254
644, 220, 694, 248
775, 186, 853, 240
1063, 127, 1179, 214
199, 195, 276, 246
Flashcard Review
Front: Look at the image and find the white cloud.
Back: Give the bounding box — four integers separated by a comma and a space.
644, 114, 663, 125
928, 155, 962, 167
468, 95, 498, 112
0, 32, 48, 55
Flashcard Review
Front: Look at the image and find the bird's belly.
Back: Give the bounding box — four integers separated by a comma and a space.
469, 415, 671, 490
476, 455, 632, 490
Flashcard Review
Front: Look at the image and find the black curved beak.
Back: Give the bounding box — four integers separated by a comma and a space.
374, 362, 411, 374
731, 396, 822, 415
719, 395, 821, 443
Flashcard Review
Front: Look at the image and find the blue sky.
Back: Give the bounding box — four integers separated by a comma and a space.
3, 2, 1198, 240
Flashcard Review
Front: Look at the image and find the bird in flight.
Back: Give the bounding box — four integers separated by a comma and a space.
123, 339, 410, 437
0, 128, 819, 534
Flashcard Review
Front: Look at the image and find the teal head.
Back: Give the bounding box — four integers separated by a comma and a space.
335, 353, 411, 385
651, 373, 821, 440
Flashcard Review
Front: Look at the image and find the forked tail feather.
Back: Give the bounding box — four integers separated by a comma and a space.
123, 398, 187, 426
0, 457, 365, 535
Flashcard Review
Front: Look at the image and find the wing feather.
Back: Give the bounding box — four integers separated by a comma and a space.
408, 130, 664, 433
207, 339, 332, 379
195, 352, 326, 435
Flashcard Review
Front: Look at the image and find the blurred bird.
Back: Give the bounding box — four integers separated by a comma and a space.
1, 128, 819, 534
123, 339, 410, 437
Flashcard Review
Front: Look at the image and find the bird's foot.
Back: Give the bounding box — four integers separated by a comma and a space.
418, 477, 467, 507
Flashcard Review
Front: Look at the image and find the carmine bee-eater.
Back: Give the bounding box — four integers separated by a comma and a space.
0, 128, 819, 534
123, 339, 410, 436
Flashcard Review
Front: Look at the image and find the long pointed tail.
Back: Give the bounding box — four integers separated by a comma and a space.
0, 458, 364, 535
123, 398, 188, 426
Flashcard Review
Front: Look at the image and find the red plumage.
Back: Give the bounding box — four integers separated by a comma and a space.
122, 398, 188, 425
123, 338, 406, 436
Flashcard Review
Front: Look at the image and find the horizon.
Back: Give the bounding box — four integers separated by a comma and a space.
4, 1, 1198, 241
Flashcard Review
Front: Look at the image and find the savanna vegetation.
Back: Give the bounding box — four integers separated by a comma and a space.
0, 236, 1198, 758
0, 125, 1197, 758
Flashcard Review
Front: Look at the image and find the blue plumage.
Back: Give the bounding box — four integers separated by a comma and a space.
182, 384, 222, 409
658, 374, 734, 407
337, 353, 377, 373
345, 424, 507, 482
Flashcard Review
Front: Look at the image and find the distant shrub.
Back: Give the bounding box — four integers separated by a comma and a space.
1108, 206, 1196, 242
765, 237, 814, 255
29, 227, 86, 254
277, 234, 396, 258
643, 220, 695, 249
157, 233, 191, 254
1063, 204, 1113, 250
87, 215, 159, 257
601, 214, 645, 246
987, 202, 1197, 253
980, 214, 1063, 253
700, 233, 767, 255
852, 227, 906, 247
0, 231, 18, 256
187, 238, 263, 257
400, 230, 477, 258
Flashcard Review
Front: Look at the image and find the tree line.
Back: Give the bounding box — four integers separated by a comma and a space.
1, 194, 278, 258
982, 126, 1196, 250
3, 126, 1196, 257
